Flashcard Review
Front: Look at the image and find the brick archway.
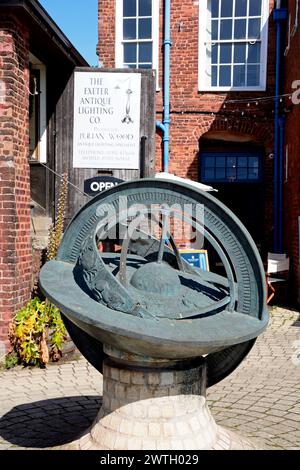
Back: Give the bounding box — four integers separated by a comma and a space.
197, 118, 274, 154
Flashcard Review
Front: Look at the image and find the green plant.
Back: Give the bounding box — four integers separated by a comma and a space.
4, 351, 18, 369
7, 173, 69, 367
46, 300, 67, 361
8, 297, 67, 366
47, 172, 68, 261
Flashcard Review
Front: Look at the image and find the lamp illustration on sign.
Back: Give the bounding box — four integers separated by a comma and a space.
122, 88, 133, 124
114, 77, 134, 124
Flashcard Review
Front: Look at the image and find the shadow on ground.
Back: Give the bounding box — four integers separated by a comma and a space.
0, 396, 101, 448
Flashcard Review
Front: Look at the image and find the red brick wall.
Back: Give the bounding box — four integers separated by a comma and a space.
283, 0, 300, 300
98, 0, 277, 254
98, 0, 115, 67
0, 16, 32, 354
97, 1, 276, 143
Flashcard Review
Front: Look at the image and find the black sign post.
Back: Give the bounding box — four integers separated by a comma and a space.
84, 176, 124, 197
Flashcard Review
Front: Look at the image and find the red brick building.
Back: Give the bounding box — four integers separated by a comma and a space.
0, 0, 87, 356
283, 0, 300, 301
98, 0, 279, 255
97, 0, 300, 299
1, 0, 299, 357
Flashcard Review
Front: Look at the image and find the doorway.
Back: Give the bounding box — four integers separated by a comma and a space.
199, 145, 264, 250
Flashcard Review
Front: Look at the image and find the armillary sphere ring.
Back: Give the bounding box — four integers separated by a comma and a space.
40, 178, 268, 387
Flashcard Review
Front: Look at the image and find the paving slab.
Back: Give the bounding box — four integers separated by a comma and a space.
0, 306, 299, 450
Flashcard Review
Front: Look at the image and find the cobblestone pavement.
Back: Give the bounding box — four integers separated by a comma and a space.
0, 307, 299, 450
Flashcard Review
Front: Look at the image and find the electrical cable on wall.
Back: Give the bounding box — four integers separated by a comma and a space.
39, 163, 92, 199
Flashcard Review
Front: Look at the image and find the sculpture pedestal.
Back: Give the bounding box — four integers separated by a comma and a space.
75, 347, 258, 450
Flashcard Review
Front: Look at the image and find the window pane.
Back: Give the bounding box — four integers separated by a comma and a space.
247, 42, 260, 63
139, 0, 151, 16
216, 168, 226, 179
235, 0, 247, 17
220, 19, 232, 39
123, 0, 136, 17
139, 18, 152, 38
234, 19, 246, 39
212, 66, 218, 86
205, 156, 215, 166
248, 156, 259, 168
211, 44, 218, 64
233, 65, 246, 86
203, 153, 261, 182
248, 18, 261, 39
234, 43, 246, 62
247, 64, 260, 86
204, 168, 215, 179
220, 44, 232, 63
237, 167, 247, 180
219, 65, 231, 86
248, 168, 259, 179
221, 0, 233, 17
249, 0, 261, 16
211, 0, 219, 18
238, 156, 247, 167
138, 63, 152, 68
227, 156, 236, 167
216, 156, 225, 167
124, 43, 137, 62
212, 20, 218, 40
227, 167, 236, 179
124, 19, 136, 39
139, 42, 152, 62
124, 63, 137, 68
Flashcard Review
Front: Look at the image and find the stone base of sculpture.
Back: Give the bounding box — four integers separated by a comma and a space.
64, 346, 260, 451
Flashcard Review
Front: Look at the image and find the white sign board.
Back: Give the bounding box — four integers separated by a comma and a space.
73, 72, 141, 169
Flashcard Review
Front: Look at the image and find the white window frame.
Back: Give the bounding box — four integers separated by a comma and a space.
29, 53, 47, 163
115, 0, 159, 88
198, 0, 269, 92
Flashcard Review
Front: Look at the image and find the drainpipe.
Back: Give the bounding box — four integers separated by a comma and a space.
156, 0, 171, 172
278, 115, 285, 252
156, 120, 166, 135
273, 3, 287, 252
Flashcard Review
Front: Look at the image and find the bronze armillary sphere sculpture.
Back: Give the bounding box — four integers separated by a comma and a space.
40, 178, 268, 388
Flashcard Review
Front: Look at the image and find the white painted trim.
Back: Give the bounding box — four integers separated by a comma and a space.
260, 0, 269, 90
38, 64, 47, 163
198, 0, 269, 92
29, 54, 47, 163
197, 85, 267, 92
152, 0, 160, 89
115, 0, 160, 89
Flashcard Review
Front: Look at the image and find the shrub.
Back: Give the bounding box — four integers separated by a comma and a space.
6, 173, 69, 368
8, 297, 67, 367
